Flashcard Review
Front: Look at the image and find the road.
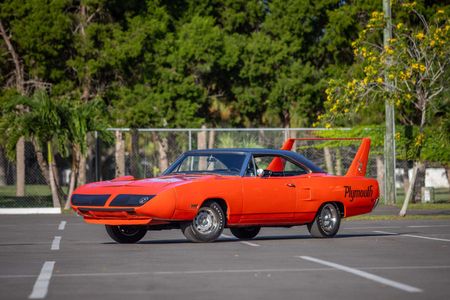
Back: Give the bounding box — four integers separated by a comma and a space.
1, 214, 450, 299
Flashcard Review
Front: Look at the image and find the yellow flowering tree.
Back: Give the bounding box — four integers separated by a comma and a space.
320, 4, 450, 213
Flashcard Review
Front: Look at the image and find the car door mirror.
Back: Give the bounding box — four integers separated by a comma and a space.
257, 168, 272, 178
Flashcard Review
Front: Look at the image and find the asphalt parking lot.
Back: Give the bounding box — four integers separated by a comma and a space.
1, 214, 450, 300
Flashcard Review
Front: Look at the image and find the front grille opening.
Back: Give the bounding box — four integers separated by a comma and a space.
71, 194, 110, 206
109, 194, 155, 207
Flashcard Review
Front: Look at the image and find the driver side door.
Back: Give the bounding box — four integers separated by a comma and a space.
240, 155, 299, 224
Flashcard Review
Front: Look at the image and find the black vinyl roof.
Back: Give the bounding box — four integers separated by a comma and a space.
185, 148, 325, 173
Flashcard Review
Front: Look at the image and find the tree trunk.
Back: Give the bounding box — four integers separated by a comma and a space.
52, 156, 60, 186
32, 140, 50, 184
399, 161, 423, 216
376, 155, 385, 201
0, 147, 7, 186
197, 125, 207, 170
197, 125, 207, 149
115, 130, 125, 177
77, 154, 87, 185
400, 98, 427, 215
0, 20, 25, 94
412, 162, 426, 203
402, 162, 410, 195
47, 142, 60, 208
208, 129, 215, 149
403, 126, 413, 194
16, 137, 25, 196
130, 129, 140, 177
85, 134, 96, 183
64, 148, 79, 210
282, 110, 290, 129
324, 147, 333, 174
156, 135, 169, 173
446, 167, 450, 186
258, 129, 265, 146
335, 148, 343, 176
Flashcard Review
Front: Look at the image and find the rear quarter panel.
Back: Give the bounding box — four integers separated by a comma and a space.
294, 174, 379, 219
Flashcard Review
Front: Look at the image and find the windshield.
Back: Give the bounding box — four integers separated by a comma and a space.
167, 153, 246, 176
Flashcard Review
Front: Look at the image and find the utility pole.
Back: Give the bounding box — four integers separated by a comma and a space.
383, 0, 396, 205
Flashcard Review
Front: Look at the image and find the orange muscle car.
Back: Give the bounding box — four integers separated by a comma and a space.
71, 138, 379, 243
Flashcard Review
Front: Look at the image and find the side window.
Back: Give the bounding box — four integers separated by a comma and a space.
254, 156, 275, 170
254, 155, 308, 177
283, 160, 308, 176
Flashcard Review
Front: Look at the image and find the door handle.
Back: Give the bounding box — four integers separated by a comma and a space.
286, 183, 296, 188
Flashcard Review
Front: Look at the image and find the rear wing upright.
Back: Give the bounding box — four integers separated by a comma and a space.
279, 137, 371, 177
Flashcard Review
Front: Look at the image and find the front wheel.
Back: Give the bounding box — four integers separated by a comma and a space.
230, 226, 260, 240
307, 203, 341, 238
105, 225, 147, 243
181, 202, 225, 243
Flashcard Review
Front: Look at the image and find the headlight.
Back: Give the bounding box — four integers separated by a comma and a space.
109, 194, 155, 207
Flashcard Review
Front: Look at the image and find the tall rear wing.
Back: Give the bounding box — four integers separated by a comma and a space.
280, 137, 371, 177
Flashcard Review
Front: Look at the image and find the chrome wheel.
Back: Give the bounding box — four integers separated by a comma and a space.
319, 204, 338, 234
181, 202, 225, 243
194, 208, 218, 234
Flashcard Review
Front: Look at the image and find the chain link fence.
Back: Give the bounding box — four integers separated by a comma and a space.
1, 128, 448, 208
0, 143, 52, 208
106, 128, 379, 179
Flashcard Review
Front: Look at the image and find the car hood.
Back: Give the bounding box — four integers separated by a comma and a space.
74, 174, 226, 195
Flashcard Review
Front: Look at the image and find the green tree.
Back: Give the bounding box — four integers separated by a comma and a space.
321, 4, 450, 214
0, 90, 110, 208
0, 0, 71, 196
0, 91, 69, 207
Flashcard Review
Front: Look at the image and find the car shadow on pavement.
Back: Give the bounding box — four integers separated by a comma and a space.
252, 232, 395, 241
101, 232, 397, 245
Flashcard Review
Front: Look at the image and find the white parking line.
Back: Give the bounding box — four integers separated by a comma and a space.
374, 231, 450, 242
51, 236, 61, 250
298, 256, 422, 293
343, 224, 450, 230
58, 221, 66, 230
240, 240, 260, 247
29, 261, 55, 299
221, 234, 260, 247
407, 225, 450, 228
3, 265, 450, 279
343, 226, 402, 230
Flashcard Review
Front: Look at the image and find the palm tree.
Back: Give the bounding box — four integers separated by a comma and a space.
63, 99, 111, 209
1, 91, 111, 209
0, 91, 69, 207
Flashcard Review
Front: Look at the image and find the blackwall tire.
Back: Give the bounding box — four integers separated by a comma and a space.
105, 225, 147, 243
180, 223, 202, 243
181, 202, 225, 243
307, 203, 341, 238
230, 227, 260, 240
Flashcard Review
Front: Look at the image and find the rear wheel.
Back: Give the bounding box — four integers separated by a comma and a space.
181, 202, 225, 243
105, 225, 147, 243
307, 203, 341, 238
230, 226, 260, 240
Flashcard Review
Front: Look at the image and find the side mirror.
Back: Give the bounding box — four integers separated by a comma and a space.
257, 169, 271, 178
256, 168, 264, 177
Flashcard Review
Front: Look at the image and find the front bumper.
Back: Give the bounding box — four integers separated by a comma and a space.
75, 207, 153, 225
